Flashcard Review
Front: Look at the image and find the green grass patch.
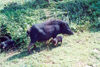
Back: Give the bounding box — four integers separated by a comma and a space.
0, 32, 100, 67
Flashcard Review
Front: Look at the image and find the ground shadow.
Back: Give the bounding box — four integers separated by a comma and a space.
7, 50, 29, 61
7, 43, 61, 61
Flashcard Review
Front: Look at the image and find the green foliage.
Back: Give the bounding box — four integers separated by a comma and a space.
55, 0, 100, 31
0, 0, 100, 48
0, 0, 49, 47
88, 0, 100, 30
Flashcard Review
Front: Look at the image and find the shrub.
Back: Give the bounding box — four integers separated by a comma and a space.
0, 0, 100, 49
0, 2, 47, 48
55, 0, 100, 31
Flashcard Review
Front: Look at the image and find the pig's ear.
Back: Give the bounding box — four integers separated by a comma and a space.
60, 22, 65, 26
61, 22, 66, 27
27, 29, 30, 35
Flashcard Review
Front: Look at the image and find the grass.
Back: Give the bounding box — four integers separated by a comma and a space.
0, 31, 100, 67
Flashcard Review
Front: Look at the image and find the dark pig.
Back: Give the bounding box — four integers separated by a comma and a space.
0, 40, 15, 52
27, 19, 73, 53
51, 36, 63, 46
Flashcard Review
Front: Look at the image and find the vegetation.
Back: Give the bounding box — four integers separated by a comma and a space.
0, 0, 100, 67
0, 0, 100, 46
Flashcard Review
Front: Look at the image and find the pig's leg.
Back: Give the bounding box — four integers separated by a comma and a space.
28, 34, 37, 54
45, 41, 49, 47
45, 40, 51, 50
60, 39, 62, 44
27, 41, 36, 54
28, 42, 33, 54
31, 44, 36, 51
54, 40, 58, 46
